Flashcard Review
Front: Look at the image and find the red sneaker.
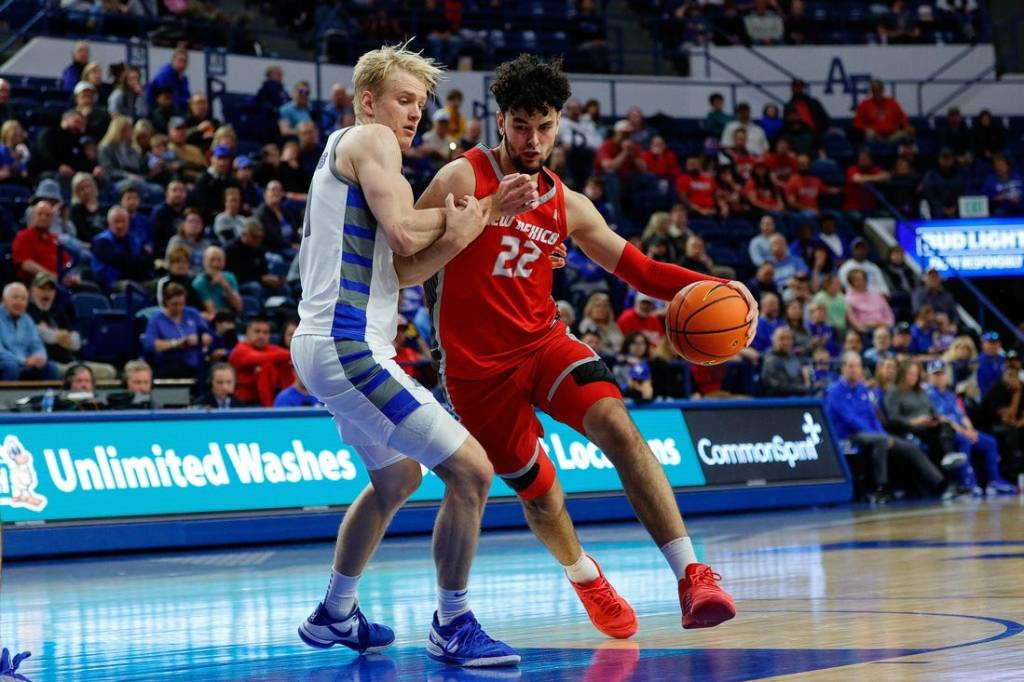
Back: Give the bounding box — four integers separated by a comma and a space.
678, 563, 736, 629
569, 557, 638, 639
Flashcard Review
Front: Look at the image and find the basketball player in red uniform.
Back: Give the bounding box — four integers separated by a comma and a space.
396, 55, 758, 636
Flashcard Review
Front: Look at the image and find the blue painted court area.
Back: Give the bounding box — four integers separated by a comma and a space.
2, 500, 1023, 680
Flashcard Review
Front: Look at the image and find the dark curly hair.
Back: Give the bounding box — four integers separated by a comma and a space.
490, 54, 572, 116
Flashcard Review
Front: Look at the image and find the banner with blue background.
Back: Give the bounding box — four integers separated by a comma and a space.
0, 408, 711, 524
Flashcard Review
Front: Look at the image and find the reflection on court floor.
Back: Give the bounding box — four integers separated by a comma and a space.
2, 499, 1022, 680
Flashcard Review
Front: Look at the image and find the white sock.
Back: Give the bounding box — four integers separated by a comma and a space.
437, 587, 471, 626
563, 551, 601, 584
323, 568, 359, 621
660, 536, 699, 582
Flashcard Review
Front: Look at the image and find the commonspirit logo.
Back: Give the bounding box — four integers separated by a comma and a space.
697, 412, 824, 469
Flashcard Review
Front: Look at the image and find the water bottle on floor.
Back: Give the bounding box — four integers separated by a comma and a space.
42, 388, 55, 413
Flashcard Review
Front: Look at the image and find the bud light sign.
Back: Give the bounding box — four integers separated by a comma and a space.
898, 218, 1024, 278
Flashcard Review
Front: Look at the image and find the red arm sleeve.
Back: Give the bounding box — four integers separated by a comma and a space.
613, 242, 726, 302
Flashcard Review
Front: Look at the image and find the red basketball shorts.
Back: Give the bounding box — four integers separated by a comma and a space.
445, 330, 622, 497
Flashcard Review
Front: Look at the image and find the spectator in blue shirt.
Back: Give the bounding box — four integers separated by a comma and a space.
826, 352, 944, 501
767, 234, 809, 286
752, 292, 785, 352
61, 41, 90, 93
810, 346, 837, 396
321, 84, 354, 134
806, 301, 840, 357
143, 283, 213, 379
119, 185, 154, 253
145, 47, 191, 112
983, 154, 1023, 217
0, 282, 58, 380
748, 215, 777, 268
908, 305, 937, 356
977, 332, 1005, 396
279, 80, 313, 138
90, 207, 153, 292
273, 373, 321, 407
926, 360, 1016, 494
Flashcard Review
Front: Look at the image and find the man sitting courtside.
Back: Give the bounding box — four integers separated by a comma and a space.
192, 362, 249, 409
107, 359, 155, 410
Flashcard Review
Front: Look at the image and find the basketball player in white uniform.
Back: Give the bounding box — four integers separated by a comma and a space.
290, 43, 537, 667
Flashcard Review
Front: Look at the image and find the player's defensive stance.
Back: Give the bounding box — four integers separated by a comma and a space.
397, 55, 758, 635
291, 44, 536, 667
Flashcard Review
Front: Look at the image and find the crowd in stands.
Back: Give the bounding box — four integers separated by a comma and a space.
0, 32, 1022, 498
646, 0, 986, 49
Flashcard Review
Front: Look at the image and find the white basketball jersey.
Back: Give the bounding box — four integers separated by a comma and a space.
294, 127, 400, 358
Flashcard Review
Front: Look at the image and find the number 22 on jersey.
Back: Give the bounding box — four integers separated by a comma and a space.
492, 235, 542, 278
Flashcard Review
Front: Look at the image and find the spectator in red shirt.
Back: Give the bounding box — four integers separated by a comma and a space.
228, 316, 294, 407
676, 156, 722, 217
616, 293, 664, 343
594, 119, 643, 179
785, 153, 841, 216
721, 128, 758, 180
640, 135, 681, 183
744, 162, 784, 216
853, 80, 914, 142
764, 138, 799, 184
12, 203, 77, 286
844, 148, 891, 213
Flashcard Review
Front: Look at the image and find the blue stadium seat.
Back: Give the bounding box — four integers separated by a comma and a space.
809, 158, 845, 186
86, 311, 135, 364
242, 295, 262, 319
721, 218, 756, 239
687, 218, 718, 235
73, 293, 110, 320
0, 186, 31, 201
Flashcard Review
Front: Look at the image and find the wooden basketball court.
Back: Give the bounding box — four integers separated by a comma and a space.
1, 498, 1021, 680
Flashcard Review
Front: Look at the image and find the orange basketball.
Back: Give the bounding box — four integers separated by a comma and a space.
666, 281, 751, 365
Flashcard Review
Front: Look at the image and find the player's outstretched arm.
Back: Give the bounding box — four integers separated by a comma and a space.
348, 124, 446, 257
566, 189, 759, 345
394, 158, 536, 286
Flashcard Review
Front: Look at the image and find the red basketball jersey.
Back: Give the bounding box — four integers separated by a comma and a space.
427, 146, 568, 379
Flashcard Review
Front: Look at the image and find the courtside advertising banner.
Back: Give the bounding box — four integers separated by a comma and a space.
682, 404, 845, 485
0, 403, 842, 524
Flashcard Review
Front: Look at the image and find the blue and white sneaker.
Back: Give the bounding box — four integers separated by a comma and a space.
426, 611, 521, 667
298, 602, 395, 654
986, 478, 1018, 496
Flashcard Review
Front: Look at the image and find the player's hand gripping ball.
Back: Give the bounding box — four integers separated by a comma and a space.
666, 281, 754, 365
